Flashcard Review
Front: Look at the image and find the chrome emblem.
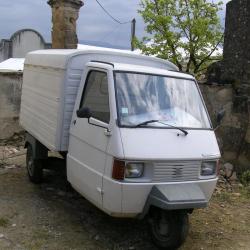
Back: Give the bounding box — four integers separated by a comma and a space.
173, 167, 183, 177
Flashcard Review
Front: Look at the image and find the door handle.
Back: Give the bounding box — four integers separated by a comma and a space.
104, 129, 112, 136
73, 120, 76, 125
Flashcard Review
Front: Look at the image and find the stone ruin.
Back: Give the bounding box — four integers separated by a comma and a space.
47, 0, 83, 49
204, 0, 250, 174
225, 0, 250, 171
0, 29, 51, 63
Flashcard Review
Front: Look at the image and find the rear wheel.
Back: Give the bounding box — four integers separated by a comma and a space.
26, 144, 43, 184
149, 209, 189, 250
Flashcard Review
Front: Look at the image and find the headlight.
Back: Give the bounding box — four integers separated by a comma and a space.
200, 161, 217, 176
125, 163, 144, 178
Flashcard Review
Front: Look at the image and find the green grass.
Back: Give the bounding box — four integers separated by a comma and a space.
240, 170, 250, 187
0, 217, 9, 227
215, 192, 232, 203
239, 185, 250, 199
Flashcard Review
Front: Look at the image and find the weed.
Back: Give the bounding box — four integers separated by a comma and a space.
239, 185, 250, 199
240, 170, 250, 187
0, 217, 9, 227
215, 192, 231, 203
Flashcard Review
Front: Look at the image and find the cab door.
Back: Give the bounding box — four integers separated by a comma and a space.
67, 69, 111, 209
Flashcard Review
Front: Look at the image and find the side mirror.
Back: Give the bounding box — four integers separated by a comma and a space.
76, 107, 92, 119
216, 109, 226, 126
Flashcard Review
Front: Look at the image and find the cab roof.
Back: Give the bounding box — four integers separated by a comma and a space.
112, 63, 194, 80
24, 45, 178, 71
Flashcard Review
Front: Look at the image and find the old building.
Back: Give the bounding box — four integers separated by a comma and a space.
0, 29, 51, 63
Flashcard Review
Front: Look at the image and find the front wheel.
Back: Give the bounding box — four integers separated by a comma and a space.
149, 209, 189, 250
26, 144, 43, 184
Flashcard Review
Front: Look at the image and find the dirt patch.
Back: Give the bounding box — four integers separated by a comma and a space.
0, 132, 25, 147
0, 148, 249, 250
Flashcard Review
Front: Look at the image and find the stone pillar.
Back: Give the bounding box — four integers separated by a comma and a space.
47, 0, 83, 49
0, 39, 12, 62
222, 0, 250, 173
223, 0, 250, 93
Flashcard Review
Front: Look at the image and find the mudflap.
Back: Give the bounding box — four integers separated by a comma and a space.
140, 183, 208, 218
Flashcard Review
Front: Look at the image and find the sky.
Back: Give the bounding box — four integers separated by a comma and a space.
0, 0, 230, 49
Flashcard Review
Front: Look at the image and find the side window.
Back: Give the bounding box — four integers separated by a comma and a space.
80, 70, 110, 123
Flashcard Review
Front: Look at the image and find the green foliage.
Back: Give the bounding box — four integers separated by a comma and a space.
136, 0, 223, 74
0, 217, 9, 227
240, 170, 250, 187
240, 185, 250, 199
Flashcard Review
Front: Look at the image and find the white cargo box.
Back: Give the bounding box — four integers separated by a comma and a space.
20, 45, 177, 151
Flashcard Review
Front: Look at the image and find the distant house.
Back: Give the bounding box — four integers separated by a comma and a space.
0, 29, 51, 63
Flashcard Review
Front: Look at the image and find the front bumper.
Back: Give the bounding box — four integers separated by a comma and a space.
102, 176, 218, 218
148, 183, 208, 210
120, 178, 218, 217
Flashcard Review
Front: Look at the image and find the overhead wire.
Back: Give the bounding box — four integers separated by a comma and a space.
95, 0, 131, 25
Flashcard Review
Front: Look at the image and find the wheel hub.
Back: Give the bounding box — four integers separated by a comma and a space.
27, 158, 34, 175
158, 220, 169, 235
158, 213, 169, 236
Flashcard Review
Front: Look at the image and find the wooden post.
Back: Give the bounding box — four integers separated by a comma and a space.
131, 18, 136, 51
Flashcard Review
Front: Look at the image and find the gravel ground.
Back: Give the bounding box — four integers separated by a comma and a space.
0, 145, 250, 250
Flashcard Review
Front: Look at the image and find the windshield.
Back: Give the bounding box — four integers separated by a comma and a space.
114, 72, 211, 129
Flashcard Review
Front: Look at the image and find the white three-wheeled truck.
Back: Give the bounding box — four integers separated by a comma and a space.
20, 46, 221, 249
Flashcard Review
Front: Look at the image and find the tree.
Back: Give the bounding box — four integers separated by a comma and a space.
136, 0, 223, 74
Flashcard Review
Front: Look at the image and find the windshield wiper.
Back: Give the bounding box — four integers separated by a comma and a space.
157, 121, 189, 136
134, 119, 188, 136
134, 119, 159, 128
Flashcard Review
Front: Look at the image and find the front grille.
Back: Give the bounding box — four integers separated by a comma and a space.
152, 161, 201, 182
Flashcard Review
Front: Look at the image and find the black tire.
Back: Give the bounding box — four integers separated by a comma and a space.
149, 209, 189, 250
26, 144, 43, 184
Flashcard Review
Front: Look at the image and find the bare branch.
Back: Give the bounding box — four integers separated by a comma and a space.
197, 34, 224, 69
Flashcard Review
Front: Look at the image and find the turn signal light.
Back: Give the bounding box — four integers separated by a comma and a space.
112, 159, 125, 180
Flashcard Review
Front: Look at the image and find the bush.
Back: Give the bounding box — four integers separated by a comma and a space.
239, 170, 250, 186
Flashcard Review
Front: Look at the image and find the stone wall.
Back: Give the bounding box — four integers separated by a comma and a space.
0, 72, 23, 139
200, 81, 250, 173
0, 29, 51, 63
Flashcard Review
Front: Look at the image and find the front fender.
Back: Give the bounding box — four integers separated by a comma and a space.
140, 183, 208, 218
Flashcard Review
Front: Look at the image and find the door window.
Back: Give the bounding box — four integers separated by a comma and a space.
80, 70, 110, 123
